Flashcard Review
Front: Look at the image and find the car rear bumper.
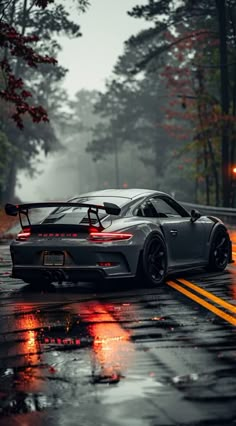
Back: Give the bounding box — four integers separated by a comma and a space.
12, 265, 136, 284
10, 239, 142, 283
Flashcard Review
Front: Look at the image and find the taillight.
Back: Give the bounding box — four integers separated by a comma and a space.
89, 232, 133, 242
97, 262, 117, 267
16, 227, 31, 241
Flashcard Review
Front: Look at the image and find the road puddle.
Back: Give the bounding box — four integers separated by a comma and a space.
0, 299, 136, 418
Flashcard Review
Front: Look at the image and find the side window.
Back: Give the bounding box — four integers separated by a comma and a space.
134, 200, 158, 218
151, 197, 181, 217
132, 195, 190, 218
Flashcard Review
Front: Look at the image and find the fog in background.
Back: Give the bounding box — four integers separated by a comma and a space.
17, 0, 149, 201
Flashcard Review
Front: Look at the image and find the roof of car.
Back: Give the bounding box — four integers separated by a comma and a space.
76, 188, 167, 200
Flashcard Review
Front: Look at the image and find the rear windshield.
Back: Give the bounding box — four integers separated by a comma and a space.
42, 196, 129, 225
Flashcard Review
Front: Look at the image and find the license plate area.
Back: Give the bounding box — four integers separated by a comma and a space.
43, 251, 64, 266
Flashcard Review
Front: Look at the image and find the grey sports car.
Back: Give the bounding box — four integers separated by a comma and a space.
5, 188, 232, 288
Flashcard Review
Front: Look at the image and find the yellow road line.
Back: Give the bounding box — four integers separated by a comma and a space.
177, 278, 236, 314
166, 280, 236, 326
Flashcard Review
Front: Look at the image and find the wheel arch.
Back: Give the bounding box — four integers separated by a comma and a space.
208, 222, 229, 247
207, 223, 232, 267
136, 229, 168, 277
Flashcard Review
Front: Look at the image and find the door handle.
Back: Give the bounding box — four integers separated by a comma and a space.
170, 229, 178, 236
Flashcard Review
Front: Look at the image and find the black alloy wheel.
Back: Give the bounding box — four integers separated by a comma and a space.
142, 234, 167, 286
207, 228, 231, 272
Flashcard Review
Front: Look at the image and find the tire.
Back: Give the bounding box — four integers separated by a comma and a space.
206, 227, 231, 272
138, 233, 167, 286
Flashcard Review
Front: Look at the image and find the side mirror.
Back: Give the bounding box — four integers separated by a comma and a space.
190, 209, 201, 222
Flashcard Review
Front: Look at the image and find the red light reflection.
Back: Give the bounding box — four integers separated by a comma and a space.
16, 310, 40, 364
228, 230, 236, 299
87, 303, 133, 379
231, 286, 236, 300
228, 230, 236, 242
12, 304, 42, 391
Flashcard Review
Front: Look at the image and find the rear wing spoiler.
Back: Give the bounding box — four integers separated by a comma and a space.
5, 201, 121, 229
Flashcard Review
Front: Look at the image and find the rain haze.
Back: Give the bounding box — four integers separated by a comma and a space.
17, 1, 149, 202
1, 2, 236, 424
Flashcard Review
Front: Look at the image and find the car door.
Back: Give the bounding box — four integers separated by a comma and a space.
149, 196, 209, 267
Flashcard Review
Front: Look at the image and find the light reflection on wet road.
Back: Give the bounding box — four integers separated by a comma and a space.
0, 239, 236, 426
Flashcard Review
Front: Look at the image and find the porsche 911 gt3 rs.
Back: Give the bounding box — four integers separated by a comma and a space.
5, 188, 232, 288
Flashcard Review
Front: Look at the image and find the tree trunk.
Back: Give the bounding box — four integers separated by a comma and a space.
207, 139, 220, 206
216, 0, 230, 206
203, 141, 210, 204
2, 159, 17, 202
195, 151, 200, 203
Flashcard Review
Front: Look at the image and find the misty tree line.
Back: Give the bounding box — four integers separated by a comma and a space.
0, 0, 88, 202
0, 0, 236, 206
88, 0, 236, 206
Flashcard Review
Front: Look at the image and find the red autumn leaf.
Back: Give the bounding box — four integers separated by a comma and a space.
0, 19, 57, 128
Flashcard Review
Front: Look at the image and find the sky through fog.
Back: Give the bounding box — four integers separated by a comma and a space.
18, 1, 149, 200
57, 0, 148, 96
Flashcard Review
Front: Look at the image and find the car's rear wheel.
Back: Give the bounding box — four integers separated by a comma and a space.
206, 228, 231, 272
139, 233, 167, 286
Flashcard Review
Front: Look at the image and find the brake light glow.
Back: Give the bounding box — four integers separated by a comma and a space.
98, 262, 117, 267
89, 232, 133, 242
37, 233, 78, 238
16, 228, 31, 241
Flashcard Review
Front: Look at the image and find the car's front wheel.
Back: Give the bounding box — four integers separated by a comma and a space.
139, 233, 167, 286
206, 227, 231, 272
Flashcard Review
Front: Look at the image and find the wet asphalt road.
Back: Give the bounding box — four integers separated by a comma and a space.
0, 233, 236, 426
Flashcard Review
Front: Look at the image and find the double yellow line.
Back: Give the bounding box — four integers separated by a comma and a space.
166, 278, 236, 326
